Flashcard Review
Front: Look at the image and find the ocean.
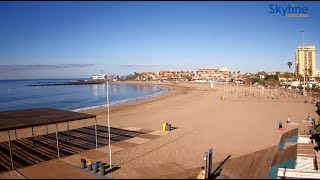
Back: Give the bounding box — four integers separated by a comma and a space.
0, 79, 165, 112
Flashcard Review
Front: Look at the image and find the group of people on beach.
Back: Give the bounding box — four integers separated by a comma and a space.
230, 89, 319, 106
231, 89, 295, 100
228, 86, 318, 101
278, 115, 293, 130
278, 113, 317, 130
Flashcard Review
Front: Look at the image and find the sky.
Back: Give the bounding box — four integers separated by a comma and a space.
0, 1, 319, 80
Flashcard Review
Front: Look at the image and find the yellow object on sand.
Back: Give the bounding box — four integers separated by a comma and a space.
162, 123, 167, 131
86, 160, 92, 165
197, 170, 205, 179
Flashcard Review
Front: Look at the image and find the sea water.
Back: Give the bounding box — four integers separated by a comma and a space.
0, 79, 165, 112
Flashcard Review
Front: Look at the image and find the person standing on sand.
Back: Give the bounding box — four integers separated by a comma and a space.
287, 115, 291, 124
312, 118, 316, 126
197, 167, 205, 179
278, 120, 283, 130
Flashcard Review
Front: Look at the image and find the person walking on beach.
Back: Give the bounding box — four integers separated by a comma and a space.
287, 115, 291, 124
278, 120, 283, 130
197, 167, 205, 179
312, 118, 316, 126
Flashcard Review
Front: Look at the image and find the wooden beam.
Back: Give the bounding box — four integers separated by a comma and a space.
55, 124, 60, 158
7, 130, 14, 170
95, 117, 98, 149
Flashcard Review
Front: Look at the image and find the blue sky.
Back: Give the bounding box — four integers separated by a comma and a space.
0, 1, 319, 79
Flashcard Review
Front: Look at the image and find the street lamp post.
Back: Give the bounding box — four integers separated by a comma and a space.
301, 29, 306, 96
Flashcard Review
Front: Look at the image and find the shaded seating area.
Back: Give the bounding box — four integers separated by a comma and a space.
0, 108, 145, 174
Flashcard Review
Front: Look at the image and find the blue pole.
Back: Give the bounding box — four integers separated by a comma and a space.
208, 148, 213, 176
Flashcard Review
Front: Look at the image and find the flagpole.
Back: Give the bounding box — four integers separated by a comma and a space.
107, 81, 112, 169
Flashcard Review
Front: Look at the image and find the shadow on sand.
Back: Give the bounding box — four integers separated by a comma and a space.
170, 126, 178, 131
105, 166, 121, 174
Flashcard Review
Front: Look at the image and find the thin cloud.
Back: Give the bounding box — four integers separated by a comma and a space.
0, 64, 95, 73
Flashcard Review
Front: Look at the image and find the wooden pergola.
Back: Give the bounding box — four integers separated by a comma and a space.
0, 108, 97, 171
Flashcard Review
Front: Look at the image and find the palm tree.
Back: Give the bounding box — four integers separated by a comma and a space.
287, 61, 293, 73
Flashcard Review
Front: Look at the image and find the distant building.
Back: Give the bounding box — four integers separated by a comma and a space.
260, 75, 265, 79
135, 68, 235, 82
158, 70, 193, 81
295, 46, 316, 80
230, 72, 244, 83
138, 72, 158, 81
266, 72, 285, 76
92, 70, 106, 80
278, 76, 294, 82
267, 72, 276, 75
315, 69, 320, 77
92, 74, 106, 80
193, 68, 230, 82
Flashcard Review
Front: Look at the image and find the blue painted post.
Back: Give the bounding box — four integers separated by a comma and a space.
208, 148, 213, 177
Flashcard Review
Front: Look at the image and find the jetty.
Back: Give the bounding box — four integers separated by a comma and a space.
26, 80, 106, 86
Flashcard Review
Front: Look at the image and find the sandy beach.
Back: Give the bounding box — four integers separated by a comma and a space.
79, 82, 317, 178
0, 82, 317, 178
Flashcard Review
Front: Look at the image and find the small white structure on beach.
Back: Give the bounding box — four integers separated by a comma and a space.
210, 82, 214, 89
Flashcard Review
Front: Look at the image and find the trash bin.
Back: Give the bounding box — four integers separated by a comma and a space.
80, 158, 86, 169
86, 160, 92, 171
93, 162, 99, 173
167, 123, 171, 131
99, 163, 106, 176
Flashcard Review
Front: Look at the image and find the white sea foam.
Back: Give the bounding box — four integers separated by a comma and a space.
72, 88, 167, 112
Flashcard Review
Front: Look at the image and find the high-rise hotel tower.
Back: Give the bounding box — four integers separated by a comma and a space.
295, 46, 316, 80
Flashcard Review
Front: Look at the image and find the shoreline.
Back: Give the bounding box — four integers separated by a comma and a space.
0, 81, 176, 113
79, 81, 190, 116
73, 82, 170, 112
80, 81, 317, 117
